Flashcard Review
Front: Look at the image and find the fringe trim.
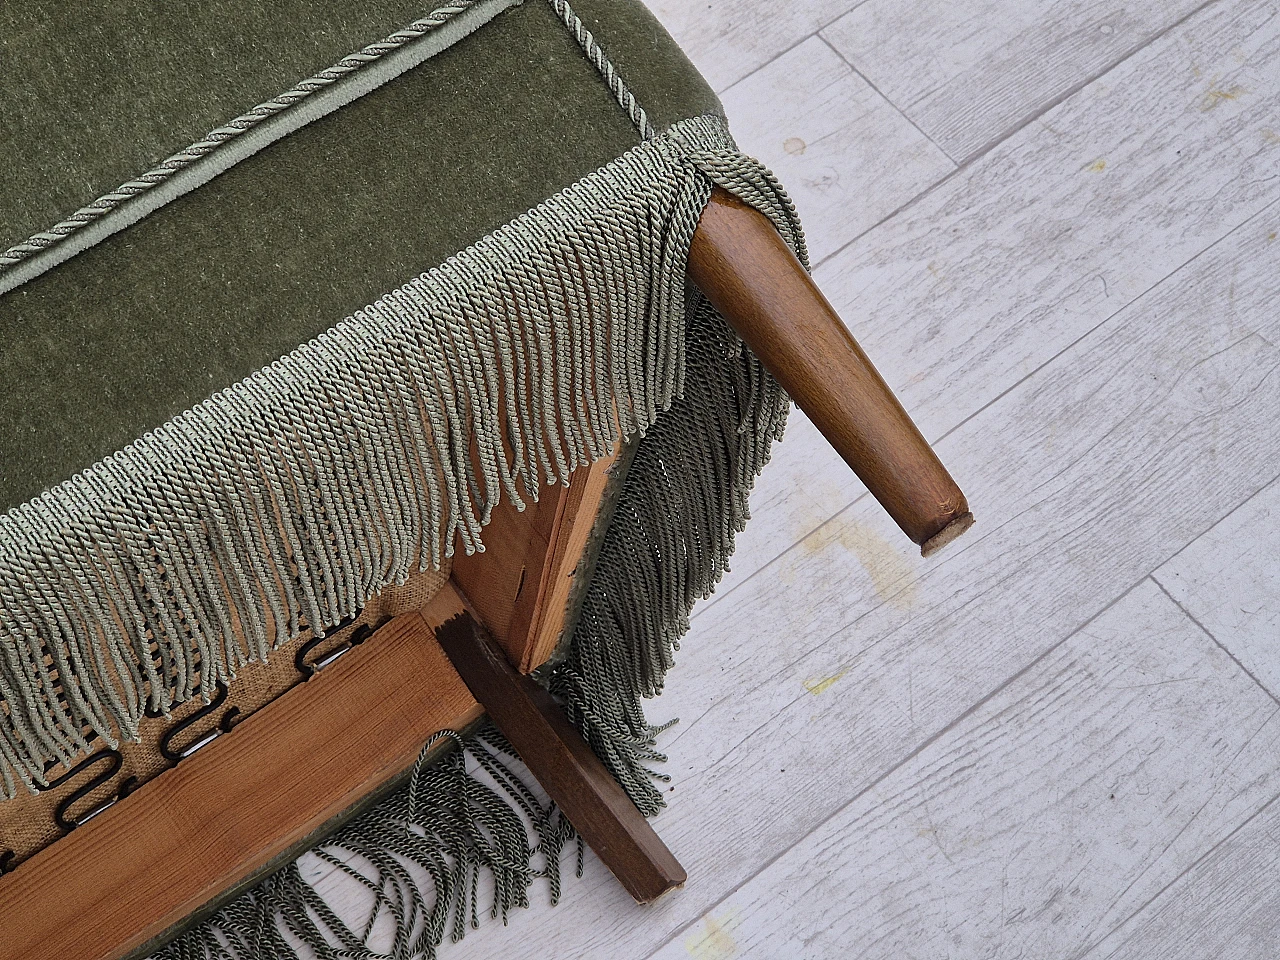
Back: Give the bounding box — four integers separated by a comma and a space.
157, 722, 582, 960
0, 114, 800, 801
154, 133, 805, 959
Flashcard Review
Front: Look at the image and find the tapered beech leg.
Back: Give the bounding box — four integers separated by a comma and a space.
435, 604, 686, 904
689, 188, 973, 555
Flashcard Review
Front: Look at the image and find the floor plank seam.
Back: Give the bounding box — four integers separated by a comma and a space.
1150, 573, 1280, 709
952, 0, 1225, 165
646, 574, 1160, 959
709, 0, 877, 96
1070, 787, 1280, 960
816, 33, 959, 164
808, 0, 1228, 272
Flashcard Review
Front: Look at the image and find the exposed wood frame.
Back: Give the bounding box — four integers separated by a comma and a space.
0, 599, 481, 960
453, 442, 620, 672
0, 577, 684, 960
0, 184, 978, 960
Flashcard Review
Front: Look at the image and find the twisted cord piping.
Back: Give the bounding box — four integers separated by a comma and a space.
0, 1, 480, 273
548, 0, 656, 140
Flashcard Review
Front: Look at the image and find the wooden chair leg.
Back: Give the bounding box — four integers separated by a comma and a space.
435, 601, 686, 904
689, 188, 973, 556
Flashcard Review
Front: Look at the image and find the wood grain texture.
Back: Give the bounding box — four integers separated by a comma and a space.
1153, 475, 1280, 700
646, 0, 865, 92
698, 0, 1280, 608
435, 599, 686, 904
0, 609, 481, 960
654, 581, 1280, 959
517, 447, 620, 671
452, 449, 617, 672
1089, 795, 1280, 959
719, 35, 954, 261
435, 159, 1280, 960
823, 0, 1208, 162
691, 187, 971, 551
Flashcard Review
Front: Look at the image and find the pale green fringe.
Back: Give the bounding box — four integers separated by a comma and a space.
0, 0, 808, 948
0, 112, 782, 798
148, 130, 805, 957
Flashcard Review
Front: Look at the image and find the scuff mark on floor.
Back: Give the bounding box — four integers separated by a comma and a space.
835, 520, 919, 610
1200, 82, 1245, 110
803, 669, 848, 695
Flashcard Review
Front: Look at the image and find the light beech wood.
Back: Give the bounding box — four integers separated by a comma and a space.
0, 609, 481, 960
453, 446, 619, 672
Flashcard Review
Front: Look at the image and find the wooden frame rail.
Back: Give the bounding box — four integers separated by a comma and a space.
0, 599, 481, 960
435, 600, 685, 904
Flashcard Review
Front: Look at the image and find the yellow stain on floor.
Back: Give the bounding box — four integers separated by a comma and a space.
803, 669, 848, 695
1085, 158, 1107, 173
831, 520, 919, 610
685, 908, 740, 959
1200, 83, 1245, 110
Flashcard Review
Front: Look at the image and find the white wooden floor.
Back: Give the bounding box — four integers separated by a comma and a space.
318, 1, 1280, 956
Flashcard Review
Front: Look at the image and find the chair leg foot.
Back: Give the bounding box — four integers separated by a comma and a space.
435, 608, 686, 904
690, 187, 972, 551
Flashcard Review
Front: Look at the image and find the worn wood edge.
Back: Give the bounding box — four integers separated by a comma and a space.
492, 479, 569, 665
519, 443, 621, 671
534, 434, 640, 680
453, 446, 619, 674
0, 608, 482, 960
920, 511, 975, 557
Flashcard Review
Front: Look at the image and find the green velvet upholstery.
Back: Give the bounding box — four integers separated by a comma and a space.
0, 0, 720, 512
0, 0, 428, 255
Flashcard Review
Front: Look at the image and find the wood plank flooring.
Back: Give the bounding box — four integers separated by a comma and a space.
288, 0, 1280, 956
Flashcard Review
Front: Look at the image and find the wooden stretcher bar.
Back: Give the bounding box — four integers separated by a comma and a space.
0, 603, 482, 960
435, 601, 686, 904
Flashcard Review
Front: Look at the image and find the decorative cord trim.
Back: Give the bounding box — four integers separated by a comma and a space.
0, 0, 493, 279
0, 0, 661, 290
549, 0, 656, 140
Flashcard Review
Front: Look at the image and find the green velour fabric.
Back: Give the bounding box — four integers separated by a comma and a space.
0, 0, 720, 513
0, 0, 430, 255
